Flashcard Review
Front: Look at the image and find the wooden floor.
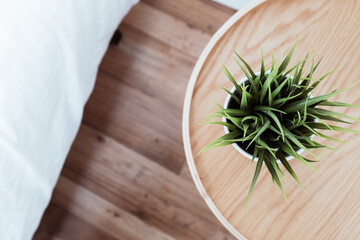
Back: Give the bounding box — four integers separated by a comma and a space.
33, 1, 237, 239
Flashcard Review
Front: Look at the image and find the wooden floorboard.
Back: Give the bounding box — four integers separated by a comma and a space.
33, 203, 116, 240
34, 0, 236, 239
82, 71, 186, 173
142, 0, 236, 34
123, 2, 212, 59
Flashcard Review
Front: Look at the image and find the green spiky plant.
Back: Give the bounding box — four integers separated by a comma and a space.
200, 41, 360, 207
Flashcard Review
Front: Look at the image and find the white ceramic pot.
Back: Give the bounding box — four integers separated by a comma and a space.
222, 74, 309, 163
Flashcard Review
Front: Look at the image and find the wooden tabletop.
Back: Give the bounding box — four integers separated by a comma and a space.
183, 0, 360, 239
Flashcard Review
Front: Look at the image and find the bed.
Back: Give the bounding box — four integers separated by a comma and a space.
0, 1, 138, 239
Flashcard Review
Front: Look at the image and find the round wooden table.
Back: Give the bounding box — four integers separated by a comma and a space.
182, 0, 360, 239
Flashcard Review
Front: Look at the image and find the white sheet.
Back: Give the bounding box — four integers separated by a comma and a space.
213, 0, 253, 10
0, 1, 137, 239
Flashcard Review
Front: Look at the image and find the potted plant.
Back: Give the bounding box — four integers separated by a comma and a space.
200, 41, 359, 206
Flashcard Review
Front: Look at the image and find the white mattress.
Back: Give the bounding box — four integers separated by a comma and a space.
0, 0, 137, 239
213, 0, 253, 10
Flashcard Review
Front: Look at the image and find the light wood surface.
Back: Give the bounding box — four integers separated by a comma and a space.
33, 1, 237, 239
183, 0, 360, 239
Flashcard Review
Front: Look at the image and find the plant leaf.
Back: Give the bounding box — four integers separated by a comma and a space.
233, 51, 257, 79
282, 125, 317, 159
260, 110, 285, 140
248, 120, 271, 147
318, 101, 360, 108
264, 156, 287, 201
219, 87, 241, 104
279, 140, 319, 172
277, 152, 304, 189
283, 83, 357, 113
200, 121, 238, 131
222, 64, 242, 93
254, 106, 287, 114
260, 49, 265, 80
309, 108, 359, 122
307, 122, 360, 133
245, 150, 264, 208
278, 40, 298, 74
198, 131, 242, 154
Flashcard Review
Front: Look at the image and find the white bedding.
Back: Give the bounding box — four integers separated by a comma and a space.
0, 1, 137, 239
213, 0, 252, 10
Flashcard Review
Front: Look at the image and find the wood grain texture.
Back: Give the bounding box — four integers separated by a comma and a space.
62, 125, 234, 239
183, 0, 360, 239
34, 0, 236, 239
123, 2, 211, 59
142, 0, 235, 34
53, 176, 175, 240
34, 203, 116, 240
